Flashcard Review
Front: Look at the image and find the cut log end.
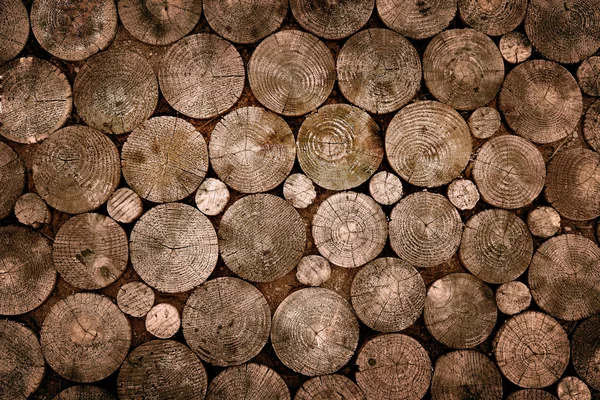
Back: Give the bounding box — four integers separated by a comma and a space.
496, 281, 532, 315
499, 31, 533, 64
195, 178, 230, 216
52, 386, 116, 400
468, 107, 501, 139
117, 281, 155, 318
572, 315, 600, 391
0, 0, 29, 66
578, 56, 600, 96
296, 255, 331, 286
583, 99, 600, 153
369, 171, 403, 205
527, 206, 561, 238
377, 0, 457, 40
206, 363, 290, 400
557, 376, 592, 400
447, 179, 479, 210
0, 142, 25, 219
458, 0, 527, 36
107, 188, 144, 224
291, 0, 373, 40
284, 173, 317, 209
14, 193, 51, 228
145, 303, 180, 339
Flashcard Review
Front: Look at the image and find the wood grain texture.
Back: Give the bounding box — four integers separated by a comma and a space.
468, 107, 501, 139
284, 174, 317, 209
219, 194, 306, 282
578, 56, 600, 96
295, 374, 365, 400
0, 57, 72, 144
496, 281, 531, 315
369, 171, 403, 206
248, 30, 335, 116
291, 0, 373, 40
527, 206, 561, 238
583, 99, 600, 153
145, 303, 180, 339
182, 277, 271, 367
296, 255, 331, 287
195, 178, 230, 216
572, 315, 600, 391
557, 376, 592, 400
159, 33, 245, 119
209, 107, 295, 194
40, 292, 132, 383
53, 386, 116, 400
107, 188, 144, 224
458, 0, 526, 36
0, 0, 29, 66
117, 281, 155, 318
499, 31, 532, 64
377, 0, 457, 39
337, 28, 421, 114
507, 390, 559, 400
0, 142, 25, 219
313, 191, 387, 268
447, 179, 479, 210
130, 202, 219, 293
297, 104, 383, 190
206, 363, 290, 400
122, 116, 208, 202
271, 287, 359, 376
14, 193, 52, 228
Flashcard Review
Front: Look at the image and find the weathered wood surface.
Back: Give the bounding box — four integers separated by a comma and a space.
578, 56, 600, 96
459, 0, 527, 36
291, 0, 373, 40
468, 107, 501, 139
496, 281, 532, 315
14, 193, 51, 228
295, 374, 365, 400
195, 178, 230, 216
0, 0, 28, 66
377, 0, 457, 39
499, 31, 533, 64
206, 363, 290, 400
0, 142, 25, 219
447, 178, 479, 210
145, 303, 180, 339
527, 206, 561, 238
53, 385, 116, 400
296, 255, 331, 286
572, 315, 600, 391
284, 173, 317, 209
116, 281, 155, 318
107, 188, 144, 224
557, 376, 592, 400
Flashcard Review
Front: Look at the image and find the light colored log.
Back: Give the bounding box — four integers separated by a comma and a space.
369, 171, 403, 206
499, 31, 532, 64
494, 311, 570, 389
468, 107, 501, 139
145, 303, 180, 339
499, 60, 582, 144
117, 281, 155, 318
351, 257, 425, 332
296, 255, 331, 286
118, 0, 202, 45
33, 125, 121, 214
209, 107, 295, 194
557, 376, 592, 400
572, 315, 600, 391
122, 116, 208, 202
291, 0, 373, 40
472, 135, 545, 209
159, 33, 245, 119
389, 192, 463, 267
0, 0, 28, 66
219, 194, 306, 282
459, 0, 527, 36
583, 99, 600, 153
578, 56, 600, 96
297, 104, 383, 190
0, 142, 25, 219
0, 57, 72, 144
447, 179, 479, 210
107, 188, 144, 224
313, 191, 387, 268
337, 28, 421, 114
40, 292, 132, 382
53, 386, 116, 400
207, 363, 290, 400
271, 287, 359, 376
527, 206, 561, 238
30, 0, 117, 61
295, 374, 364, 400
284, 174, 317, 209
182, 277, 271, 366
425, 273, 496, 348
377, 0, 457, 39
117, 340, 207, 399
14, 193, 51, 228
0, 225, 56, 315
386, 101, 471, 188
355, 333, 432, 400
248, 30, 335, 116
195, 178, 230, 216
130, 202, 218, 293
495, 281, 531, 315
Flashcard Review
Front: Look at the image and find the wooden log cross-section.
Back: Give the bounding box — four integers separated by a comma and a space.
578, 56, 600, 97
499, 31, 533, 64
107, 188, 144, 224
53, 386, 116, 400
458, 0, 527, 36
295, 374, 365, 400
583, 99, 600, 153
557, 376, 592, 400
117, 281, 155, 318
195, 178, 230, 216
508, 390, 559, 400
283, 173, 317, 209
527, 206, 561, 238
145, 303, 180, 339
0, 0, 29, 66
468, 107, 501, 140
0, 142, 25, 220
14, 193, 52, 228
369, 171, 403, 205
206, 363, 290, 400
447, 179, 480, 211
296, 255, 331, 287
572, 315, 600, 391
376, 0, 457, 39
496, 281, 532, 316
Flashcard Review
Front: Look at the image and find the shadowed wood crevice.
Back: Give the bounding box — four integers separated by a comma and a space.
0, 0, 29, 66
206, 363, 290, 400
377, 0, 457, 39
0, 142, 25, 219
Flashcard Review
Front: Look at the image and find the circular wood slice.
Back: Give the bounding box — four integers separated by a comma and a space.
182, 277, 271, 367
472, 135, 545, 209
130, 202, 219, 293
499, 31, 533, 64
468, 107, 501, 139
583, 99, 600, 153
31, 0, 118, 61
284, 173, 317, 209
296, 255, 331, 287
351, 257, 425, 333
195, 178, 230, 216
508, 390, 559, 400
122, 116, 208, 202
525, 0, 600, 64
337, 28, 421, 114
0, 142, 25, 219
578, 56, 600, 96
386, 101, 471, 188
207, 363, 290, 400
558, 376, 592, 400
423, 28, 504, 111
494, 311, 569, 388
296, 374, 365, 400
0, 226, 56, 315
529, 234, 600, 321
496, 281, 532, 315
146, 303, 180, 339
118, 340, 207, 399
33, 125, 121, 214
41, 292, 132, 382
459, 209, 533, 284
159, 33, 245, 119
572, 315, 600, 390
431, 350, 503, 400
209, 107, 295, 194
291, 0, 373, 40
219, 194, 306, 282
459, 0, 527, 36
248, 30, 335, 116
117, 281, 155, 318
389, 192, 463, 267
204, 0, 287, 44
53, 213, 128, 290
425, 273, 496, 348
74, 49, 158, 135
118, 0, 202, 46
369, 171, 403, 206
0, 320, 45, 399
271, 287, 359, 376
0, 57, 72, 144
447, 179, 480, 210
14, 193, 52, 228
499, 60, 582, 144
355, 333, 432, 400
53, 386, 116, 400
377, 0, 457, 39
545, 148, 600, 221
107, 188, 144, 224
0, 0, 29, 66
313, 191, 387, 268
297, 104, 383, 190
527, 206, 561, 238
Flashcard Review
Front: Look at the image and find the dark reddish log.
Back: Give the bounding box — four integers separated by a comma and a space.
206, 363, 290, 400
53, 386, 116, 400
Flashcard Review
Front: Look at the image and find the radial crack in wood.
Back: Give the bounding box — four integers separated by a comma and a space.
0, 0, 29, 66
572, 315, 600, 391
496, 281, 531, 315
499, 31, 532, 64
458, 0, 527, 36
0, 142, 25, 219
377, 0, 457, 39
117, 281, 155, 318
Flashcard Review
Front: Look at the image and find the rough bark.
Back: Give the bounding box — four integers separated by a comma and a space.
496, 281, 531, 315
458, 0, 527, 36
377, 0, 457, 39
295, 374, 365, 400
447, 179, 480, 210
499, 31, 532, 64
206, 363, 290, 400
117, 281, 155, 318
107, 188, 144, 224
577, 56, 600, 96
145, 303, 180, 339
0, 0, 29, 66
296, 255, 331, 286
468, 107, 501, 139
14, 193, 52, 228
0, 142, 25, 219
527, 206, 561, 238
572, 315, 600, 391
284, 174, 317, 209
195, 178, 230, 216
369, 171, 403, 206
